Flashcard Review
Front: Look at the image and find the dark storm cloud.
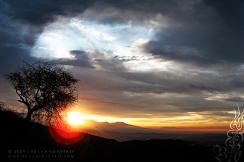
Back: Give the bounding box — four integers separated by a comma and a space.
226, 97, 244, 102
0, 12, 37, 75
142, 0, 244, 66
74, 68, 222, 96
51, 50, 94, 68
83, 0, 183, 25
94, 56, 127, 72
115, 70, 244, 94
2, 0, 95, 26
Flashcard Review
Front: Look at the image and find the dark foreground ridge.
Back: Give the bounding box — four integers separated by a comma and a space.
0, 110, 237, 162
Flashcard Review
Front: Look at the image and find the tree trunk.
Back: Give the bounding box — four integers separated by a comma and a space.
26, 110, 32, 122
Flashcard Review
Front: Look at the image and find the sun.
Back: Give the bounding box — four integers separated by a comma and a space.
66, 111, 84, 126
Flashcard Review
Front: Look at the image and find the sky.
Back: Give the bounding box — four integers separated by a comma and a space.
0, 0, 244, 132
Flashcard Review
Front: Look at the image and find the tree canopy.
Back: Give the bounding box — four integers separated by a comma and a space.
0, 100, 4, 110
5, 61, 79, 123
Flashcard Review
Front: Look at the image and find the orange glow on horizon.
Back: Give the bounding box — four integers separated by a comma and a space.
47, 105, 232, 134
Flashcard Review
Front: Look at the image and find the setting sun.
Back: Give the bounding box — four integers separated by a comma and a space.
66, 111, 84, 126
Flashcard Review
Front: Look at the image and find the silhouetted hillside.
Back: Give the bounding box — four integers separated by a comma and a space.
0, 109, 239, 162
0, 110, 118, 162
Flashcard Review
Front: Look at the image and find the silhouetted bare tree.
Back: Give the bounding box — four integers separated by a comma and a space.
5, 61, 79, 123
0, 100, 4, 110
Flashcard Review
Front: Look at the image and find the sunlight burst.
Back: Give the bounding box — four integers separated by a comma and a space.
66, 111, 84, 126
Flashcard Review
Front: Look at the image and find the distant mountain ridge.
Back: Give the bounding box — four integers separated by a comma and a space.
82, 119, 159, 133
